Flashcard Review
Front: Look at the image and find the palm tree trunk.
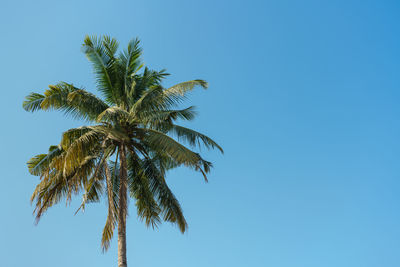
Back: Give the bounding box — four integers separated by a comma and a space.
118, 145, 128, 267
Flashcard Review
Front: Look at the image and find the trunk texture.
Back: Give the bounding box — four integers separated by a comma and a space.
118, 145, 128, 267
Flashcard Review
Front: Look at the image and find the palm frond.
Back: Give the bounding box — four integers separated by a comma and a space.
163, 80, 208, 103
131, 68, 169, 102
22, 93, 45, 112
119, 38, 143, 101
101, 162, 118, 251
169, 125, 224, 153
23, 83, 104, 121
31, 172, 67, 223
140, 106, 197, 127
141, 158, 187, 232
40, 82, 76, 110
76, 157, 107, 213
130, 80, 206, 115
27, 145, 63, 176
97, 106, 130, 124
102, 36, 119, 61
62, 129, 103, 176
82, 35, 117, 104
61, 126, 94, 149
127, 154, 161, 229
142, 129, 200, 165
67, 89, 109, 121
31, 154, 97, 223
141, 128, 212, 182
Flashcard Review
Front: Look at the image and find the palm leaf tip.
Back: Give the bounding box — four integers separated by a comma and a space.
195, 79, 208, 89
27, 154, 47, 176
23, 93, 45, 112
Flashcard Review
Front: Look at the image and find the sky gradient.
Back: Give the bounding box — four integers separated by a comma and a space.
1, 0, 400, 266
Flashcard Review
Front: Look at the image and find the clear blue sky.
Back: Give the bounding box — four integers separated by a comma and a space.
1, 0, 399, 266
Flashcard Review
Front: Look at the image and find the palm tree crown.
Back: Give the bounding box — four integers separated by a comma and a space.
23, 35, 222, 267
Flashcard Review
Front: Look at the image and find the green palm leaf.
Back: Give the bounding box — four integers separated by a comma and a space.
22, 93, 45, 112
141, 158, 187, 232
82, 35, 117, 104
169, 125, 224, 153
163, 80, 208, 102
27, 145, 63, 176
67, 89, 109, 121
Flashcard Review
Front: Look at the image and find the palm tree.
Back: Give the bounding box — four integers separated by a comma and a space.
23, 35, 222, 267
